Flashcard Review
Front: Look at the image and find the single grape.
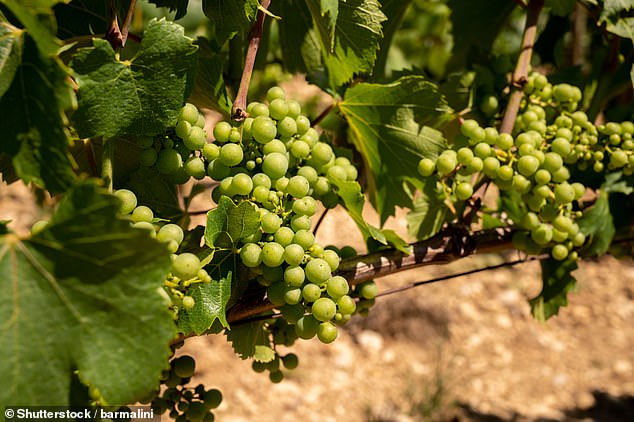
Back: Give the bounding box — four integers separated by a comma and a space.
156, 149, 183, 174
310, 143, 334, 166
261, 242, 285, 267
269, 98, 289, 120
140, 148, 158, 167
281, 353, 299, 370
317, 322, 338, 344
185, 156, 206, 179
175, 120, 192, 139
531, 224, 553, 245
292, 197, 317, 216
436, 151, 458, 176
179, 103, 200, 125
296, 116, 311, 135
274, 227, 295, 247
185, 126, 207, 150
337, 295, 356, 315
172, 355, 196, 378
305, 258, 331, 284
293, 230, 316, 251
322, 249, 340, 271
551, 244, 569, 261
302, 283, 322, 302
326, 276, 349, 298
496, 133, 514, 150
231, 173, 254, 196
261, 212, 282, 233
287, 175, 310, 198
455, 182, 473, 200
263, 139, 287, 155
172, 253, 201, 280
269, 370, 284, 383
517, 155, 540, 177
312, 297, 337, 321
610, 150, 628, 168
219, 143, 244, 167
284, 243, 305, 266
252, 116, 277, 144
554, 182, 575, 204
284, 265, 305, 287
262, 152, 289, 179
114, 189, 137, 214
182, 296, 195, 310
131, 205, 154, 223
157, 224, 184, 245
284, 287, 302, 305
266, 86, 286, 102
295, 315, 320, 339
358, 281, 378, 299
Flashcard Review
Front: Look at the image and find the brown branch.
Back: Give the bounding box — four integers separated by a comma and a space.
120, 0, 137, 47
499, 0, 544, 134
231, 0, 272, 121
105, 0, 137, 50
311, 103, 334, 127
225, 226, 515, 323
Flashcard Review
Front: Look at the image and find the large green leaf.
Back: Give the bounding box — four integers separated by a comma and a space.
407, 178, 449, 241
599, 0, 634, 39
2, 0, 65, 56
202, 0, 259, 45
0, 19, 24, 98
70, 18, 198, 139
330, 178, 386, 244
274, 0, 321, 75
311, 0, 386, 89
0, 34, 76, 193
339, 76, 452, 223
178, 272, 232, 334
530, 258, 578, 322
0, 181, 175, 406
205, 196, 260, 248
225, 320, 268, 359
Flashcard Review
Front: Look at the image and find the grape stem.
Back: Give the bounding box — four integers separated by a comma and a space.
499, 0, 544, 134
102, 138, 115, 192
105, 0, 137, 50
225, 226, 514, 323
231, 0, 272, 121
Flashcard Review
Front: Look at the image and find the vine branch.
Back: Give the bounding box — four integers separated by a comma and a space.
232, 0, 272, 121
105, 0, 137, 50
226, 226, 515, 323
499, 0, 544, 134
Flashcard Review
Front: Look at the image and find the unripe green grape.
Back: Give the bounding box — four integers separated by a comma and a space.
136, 136, 154, 149
553, 215, 573, 233
572, 232, 586, 247
131, 205, 154, 223
179, 103, 200, 125
281, 353, 299, 370
551, 166, 570, 183
133, 221, 156, 235
290, 214, 312, 232
274, 176, 289, 193
312, 297, 337, 321
465, 156, 484, 173
267, 281, 288, 306
526, 194, 546, 212
418, 158, 435, 177
293, 197, 317, 216
457, 147, 474, 164
281, 304, 305, 324
182, 296, 195, 310
358, 280, 378, 299
185, 126, 207, 150
266, 86, 286, 102
542, 152, 563, 173
337, 295, 356, 315
552, 228, 569, 243
302, 283, 322, 302
250, 102, 270, 117
455, 182, 473, 200
496, 133, 514, 150
114, 189, 137, 214
172, 355, 196, 378
262, 265, 284, 282
309, 243, 324, 258
323, 249, 341, 271
284, 287, 303, 305
262, 152, 289, 179
290, 140, 310, 159
140, 148, 158, 166
436, 151, 458, 176
156, 149, 183, 174
473, 142, 491, 159
284, 265, 305, 287
261, 242, 285, 267
287, 175, 310, 198
483, 157, 500, 178
313, 177, 331, 196
572, 182, 585, 200
202, 144, 219, 161
31, 220, 49, 235
310, 142, 334, 166
517, 155, 540, 176
460, 119, 481, 138
269, 98, 289, 120
295, 315, 319, 339
172, 253, 201, 280
260, 212, 281, 233
480, 94, 499, 115
219, 143, 243, 167
176, 119, 192, 139
533, 184, 552, 199
251, 173, 271, 189
554, 182, 575, 204
251, 116, 277, 144
297, 166, 319, 185
305, 258, 331, 284
592, 161, 604, 172
610, 150, 628, 168
521, 212, 540, 230
551, 244, 569, 261
512, 174, 532, 193
284, 243, 305, 266
274, 227, 295, 247
158, 224, 184, 245
185, 156, 206, 179
326, 276, 349, 298
531, 224, 553, 245
317, 322, 338, 344
296, 115, 311, 135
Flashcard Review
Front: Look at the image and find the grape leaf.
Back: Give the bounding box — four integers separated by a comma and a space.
126, 167, 182, 222
178, 272, 232, 334
308, 0, 386, 89
205, 196, 260, 248
530, 258, 578, 322
381, 229, 412, 254
373, 0, 413, 80
407, 178, 449, 241
305, 0, 338, 50
578, 192, 615, 257
2, 0, 64, 56
149, 0, 189, 19
446, 0, 516, 70
0, 19, 24, 98
225, 320, 268, 359
187, 38, 232, 115
201, 0, 259, 45
599, 0, 634, 38
330, 179, 386, 245
253, 345, 275, 363
0, 34, 76, 194
339, 76, 452, 223
70, 18, 198, 139
545, 0, 576, 16
0, 181, 175, 406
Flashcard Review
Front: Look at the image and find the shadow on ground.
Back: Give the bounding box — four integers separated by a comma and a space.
456, 390, 634, 421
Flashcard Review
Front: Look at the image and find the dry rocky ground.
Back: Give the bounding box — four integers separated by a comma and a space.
2, 174, 633, 422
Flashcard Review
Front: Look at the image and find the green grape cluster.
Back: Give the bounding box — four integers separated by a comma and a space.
152, 355, 222, 422
113, 189, 210, 314
135, 104, 209, 184
414, 72, 630, 261
251, 349, 299, 384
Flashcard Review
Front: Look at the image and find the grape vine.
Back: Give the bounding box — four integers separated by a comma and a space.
1, 0, 634, 419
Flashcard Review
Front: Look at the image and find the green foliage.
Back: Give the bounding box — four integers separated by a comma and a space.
339, 76, 451, 223
0, 182, 175, 406
202, 0, 259, 45
205, 196, 260, 248
225, 321, 269, 359
530, 259, 578, 322
578, 192, 616, 257
71, 19, 198, 138
178, 272, 232, 334
0, 18, 23, 98
407, 179, 449, 241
